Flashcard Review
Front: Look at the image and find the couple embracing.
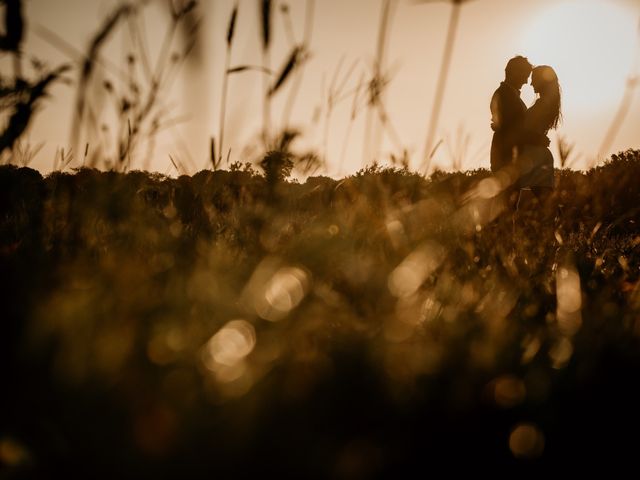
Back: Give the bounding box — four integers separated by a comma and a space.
490, 56, 561, 210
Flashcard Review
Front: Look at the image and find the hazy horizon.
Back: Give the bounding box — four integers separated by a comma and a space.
4, 0, 640, 176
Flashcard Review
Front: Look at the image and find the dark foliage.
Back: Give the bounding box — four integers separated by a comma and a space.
2, 153, 640, 476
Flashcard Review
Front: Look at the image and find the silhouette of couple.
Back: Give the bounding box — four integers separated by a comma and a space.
490, 56, 561, 209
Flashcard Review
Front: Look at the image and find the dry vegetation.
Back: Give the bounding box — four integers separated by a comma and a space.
2, 0, 640, 476
1, 150, 640, 476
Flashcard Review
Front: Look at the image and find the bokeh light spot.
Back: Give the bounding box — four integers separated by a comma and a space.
388, 242, 445, 298
259, 267, 310, 321
202, 319, 256, 371
491, 375, 527, 408
509, 423, 545, 459
549, 336, 574, 369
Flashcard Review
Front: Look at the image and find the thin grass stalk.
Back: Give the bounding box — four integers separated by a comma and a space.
598, 86, 637, 161
260, 0, 272, 145
35, 25, 129, 80
371, 0, 396, 164
218, 3, 238, 169
126, 118, 132, 170
143, 125, 157, 171
70, 4, 133, 157
127, 4, 196, 170
169, 126, 196, 173
280, 4, 296, 46
322, 58, 351, 165
132, 4, 186, 128
282, 0, 315, 130
168, 154, 181, 175
0, 65, 70, 155
598, 15, 640, 160
35, 19, 133, 139
445, 125, 470, 171
362, 86, 375, 166
557, 134, 576, 169
339, 72, 365, 174
421, 1, 461, 173
83, 142, 89, 166
177, 0, 202, 67
270, 47, 306, 96
281, 55, 307, 130
375, 97, 403, 154
322, 89, 332, 166
158, 28, 200, 95
138, 16, 179, 120
210, 136, 216, 170
0, 0, 24, 79
363, 0, 392, 167
262, 49, 272, 145
127, 12, 153, 81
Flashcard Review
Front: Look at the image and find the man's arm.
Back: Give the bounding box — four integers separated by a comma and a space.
490, 91, 501, 132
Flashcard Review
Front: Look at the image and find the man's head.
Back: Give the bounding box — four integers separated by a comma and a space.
505, 55, 533, 89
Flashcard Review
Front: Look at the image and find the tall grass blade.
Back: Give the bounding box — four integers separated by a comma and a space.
0, 65, 70, 155
227, 65, 272, 74
281, 0, 315, 128
363, 0, 395, 166
598, 15, 640, 160
227, 3, 238, 46
260, 0, 272, 51
0, 0, 24, 78
210, 136, 217, 170
219, 3, 239, 171
71, 4, 133, 154
269, 46, 304, 96
421, 1, 461, 173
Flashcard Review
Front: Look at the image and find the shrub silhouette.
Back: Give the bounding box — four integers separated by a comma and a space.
2, 151, 640, 475
260, 149, 294, 185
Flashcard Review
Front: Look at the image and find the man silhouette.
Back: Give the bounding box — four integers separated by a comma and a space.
490, 56, 532, 173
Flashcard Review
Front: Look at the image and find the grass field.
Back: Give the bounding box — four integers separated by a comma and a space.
1, 149, 640, 476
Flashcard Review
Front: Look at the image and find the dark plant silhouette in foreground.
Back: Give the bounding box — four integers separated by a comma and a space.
34, 1, 200, 172
2, 150, 640, 475
0, 65, 71, 156
0, 0, 70, 160
1, 0, 640, 476
0, 0, 23, 78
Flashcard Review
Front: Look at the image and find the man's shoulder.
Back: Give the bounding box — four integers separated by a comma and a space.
495, 82, 524, 108
495, 82, 517, 97
492, 82, 507, 95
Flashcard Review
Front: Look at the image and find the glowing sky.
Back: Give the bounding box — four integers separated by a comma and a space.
6, 0, 640, 175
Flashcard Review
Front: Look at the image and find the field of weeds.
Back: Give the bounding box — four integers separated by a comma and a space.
1, 149, 640, 476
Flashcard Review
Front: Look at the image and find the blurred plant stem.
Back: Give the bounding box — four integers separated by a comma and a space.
260, 0, 273, 146
0, 0, 24, 79
217, 2, 239, 170
363, 0, 393, 167
419, 0, 476, 174
598, 15, 640, 161
280, 0, 315, 130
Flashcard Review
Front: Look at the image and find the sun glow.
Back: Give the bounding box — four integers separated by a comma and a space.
519, 0, 638, 111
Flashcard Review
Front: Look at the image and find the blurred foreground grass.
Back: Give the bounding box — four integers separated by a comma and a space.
2, 150, 640, 477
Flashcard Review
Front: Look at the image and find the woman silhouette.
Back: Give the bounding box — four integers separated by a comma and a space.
517, 65, 562, 205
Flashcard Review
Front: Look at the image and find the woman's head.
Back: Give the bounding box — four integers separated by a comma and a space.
531, 65, 562, 129
531, 65, 558, 94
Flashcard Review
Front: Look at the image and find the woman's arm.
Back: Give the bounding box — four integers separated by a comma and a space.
520, 102, 551, 147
